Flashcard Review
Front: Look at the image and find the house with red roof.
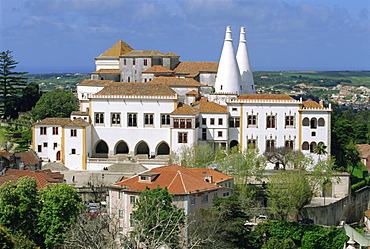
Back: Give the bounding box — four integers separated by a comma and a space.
109, 164, 234, 235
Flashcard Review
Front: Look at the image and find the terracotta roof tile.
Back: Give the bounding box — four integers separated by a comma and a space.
94, 82, 177, 97
165, 52, 180, 57
77, 79, 113, 86
192, 97, 208, 105
67, 118, 90, 127
188, 168, 234, 184
71, 111, 89, 116
171, 104, 200, 115
15, 151, 41, 165
91, 69, 120, 74
186, 90, 199, 95
357, 144, 370, 158
113, 165, 225, 194
302, 99, 324, 109
33, 118, 71, 126
96, 40, 133, 58
121, 50, 166, 57
142, 65, 173, 73
236, 93, 295, 101
150, 77, 205, 87
195, 102, 228, 113
173, 62, 219, 77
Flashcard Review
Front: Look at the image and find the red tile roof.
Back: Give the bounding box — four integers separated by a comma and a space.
188, 168, 234, 184
302, 99, 324, 109
173, 62, 219, 77
171, 104, 200, 115
33, 118, 71, 126
91, 69, 120, 74
0, 169, 64, 189
113, 165, 225, 194
94, 82, 177, 97
121, 50, 166, 57
236, 93, 295, 101
150, 77, 205, 87
142, 65, 173, 73
195, 102, 228, 113
96, 40, 133, 58
192, 97, 208, 105
77, 79, 113, 86
186, 90, 199, 95
357, 144, 370, 159
67, 118, 90, 127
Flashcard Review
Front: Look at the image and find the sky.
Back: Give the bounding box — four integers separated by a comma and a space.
1, 0, 369, 73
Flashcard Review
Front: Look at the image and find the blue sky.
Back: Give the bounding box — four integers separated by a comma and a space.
1, 0, 369, 73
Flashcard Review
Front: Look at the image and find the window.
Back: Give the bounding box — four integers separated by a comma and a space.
202, 128, 207, 140
266, 140, 275, 152
201, 194, 208, 204
124, 59, 126, 65
247, 115, 257, 126
178, 132, 188, 143
285, 140, 294, 149
218, 118, 223, 125
218, 131, 223, 137
40, 127, 47, 135
143, 59, 148, 66
202, 118, 206, 125
128, 77, 130, 82
130, 196, 136, 204
119, 191, 124, 199
186, 119, 192, 128
144, 114, 154, 126
223, 192, 230, 197
133, 59, 136, 65
128, 113, 137, 127
232, 107, 237, 111
95, 113, 104, 124
303, 117, 309, 126
318, 118, 325, 127
312, 132, 316, 137
119, 227, 124, 233
71, 148, 76, 154
140, 176, 149, 181
70, 129, 77, 137
191, 196, 196, 206
310, 118, 317, 129
247, 139, 256, 149
119, 210, 124, 219
43, 142, 47, 148
210, 118, 215, 125
266, 115, 276, 128
38, 145, 42, 152
285, 116, 294, 127
229, 117, 240, 127
161, 114, 170, 126
52, 127, 58, 135
111, 113, 121, 125
174, 119, 179, 128
53, 143, 57, 149
180, 119, 186, 128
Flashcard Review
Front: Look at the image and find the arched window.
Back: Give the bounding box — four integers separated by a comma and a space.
157, 142, 170, 155
96, 141, 108, 154
302, 142, 309, 150
116, 141, 129, 154
136, 141, 149, 155
302, 118, 309, 126
318, 118, 325, 127
310, 118, 317, 129
310, 142, 317, 153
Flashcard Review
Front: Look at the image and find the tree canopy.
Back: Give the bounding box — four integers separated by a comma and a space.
0, 50, 27, 118
31, 89, 78, 121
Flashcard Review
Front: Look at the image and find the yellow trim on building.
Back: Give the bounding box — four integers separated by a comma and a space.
239, 104, 243, 151
298, 104, 302, 152
31, 126, 35, 151
61, 126, 65, 164
82, 127, 86, 170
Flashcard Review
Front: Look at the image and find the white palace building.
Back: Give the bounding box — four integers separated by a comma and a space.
32, 26, 331, 171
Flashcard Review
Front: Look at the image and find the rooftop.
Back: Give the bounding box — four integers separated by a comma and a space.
173, 62, 219, 77
77, 79, 113, 86
94, 82, 177, 97
171, 103, 200, 115
96, 40, 133, 58
150, 77, 205, 87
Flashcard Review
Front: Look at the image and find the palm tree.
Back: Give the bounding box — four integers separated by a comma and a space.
313, 143, 328, 161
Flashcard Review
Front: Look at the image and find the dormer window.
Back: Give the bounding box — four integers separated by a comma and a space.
140, 176, 149, 181
138, 172, 160, 182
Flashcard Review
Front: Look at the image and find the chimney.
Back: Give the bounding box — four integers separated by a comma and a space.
214, 26, 241, 95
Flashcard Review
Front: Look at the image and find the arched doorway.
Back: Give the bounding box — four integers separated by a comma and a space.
136, 141, 149, 156
95, 140, 109, 158
56, 151, 61, 161
230, 140, 239, 150
115, 141, 129, 154
157, 142, 170, 155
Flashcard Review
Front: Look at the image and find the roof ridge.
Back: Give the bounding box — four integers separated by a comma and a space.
178, 170, 187, 193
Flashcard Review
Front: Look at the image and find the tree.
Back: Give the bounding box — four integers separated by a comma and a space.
131, 187, 185, 249
37, 183, 82, 248
19, 82, 40, 112
0, 50, 27, 118
313, 143, 328, 161
0, 225, 15, 249
31, 89, 78, 121
263, 147, 293, 169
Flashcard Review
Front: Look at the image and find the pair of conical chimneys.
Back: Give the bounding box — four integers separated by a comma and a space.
215, 26, 255, 95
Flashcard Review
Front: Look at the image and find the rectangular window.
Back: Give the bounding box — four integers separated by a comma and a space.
218, 131, 223, 137
95, 113, 104, 124
119, 210, 124, 219
232, 107, 237, 111
178, 132, 188, 143
248, 115, 257, 126
180, 119, 186, 128
144, 114, 154, 126
210, 118, 215, 125
266, 116, 276, 128
186, 119, 192, 128
124, 59, 126, 65
174, 118, 179, 128
161, 114, 170, 126
247, 139, 256, 149
143, 59, 148, 66
285, 140, 294, 149
40, 127, 47, 135
229, 117, 240, 127
119, 191, 124, 199
266, 140, 275, 152
70, 129, 77, 137
52, 127, 58, 135
201, 194, 208, 204
53, 143, 57, 149
218, 118, 223, 125
38, 145, 42, 152
71, 148, 76, 154
130, 196, 136, 204
191, 196, 196, 206
118, 227, 124, 233
223, 192, 230, 197
202, 128, 207, 140
285, 116, 294, 127
133, 59, 136, 65
111, 113, 121, 125
202, 118, 206, 125
128, 113, 137, 127
43, 142, 47, 148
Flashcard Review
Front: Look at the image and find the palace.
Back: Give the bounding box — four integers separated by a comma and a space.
32, 26, 331, 170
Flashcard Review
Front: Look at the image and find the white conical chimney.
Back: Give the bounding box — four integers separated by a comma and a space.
236, 27, 255, 94
214, 26, 241, 94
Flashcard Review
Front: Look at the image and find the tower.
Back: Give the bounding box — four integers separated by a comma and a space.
236, 27, 255, 94
214, 26, 241, 95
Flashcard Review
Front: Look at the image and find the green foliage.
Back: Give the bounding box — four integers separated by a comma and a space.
261, 237, 296, 249
301, 226, 348, 249
0, 50, 27, 118
31, 89, 78, 121
37, 183, 82, 248
19, 82, 40, 112
131, 187, 185, 248
0, 225, 14, 249
12, 231, 39, 249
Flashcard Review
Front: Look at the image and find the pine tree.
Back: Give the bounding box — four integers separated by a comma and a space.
0, 50, 27, 118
